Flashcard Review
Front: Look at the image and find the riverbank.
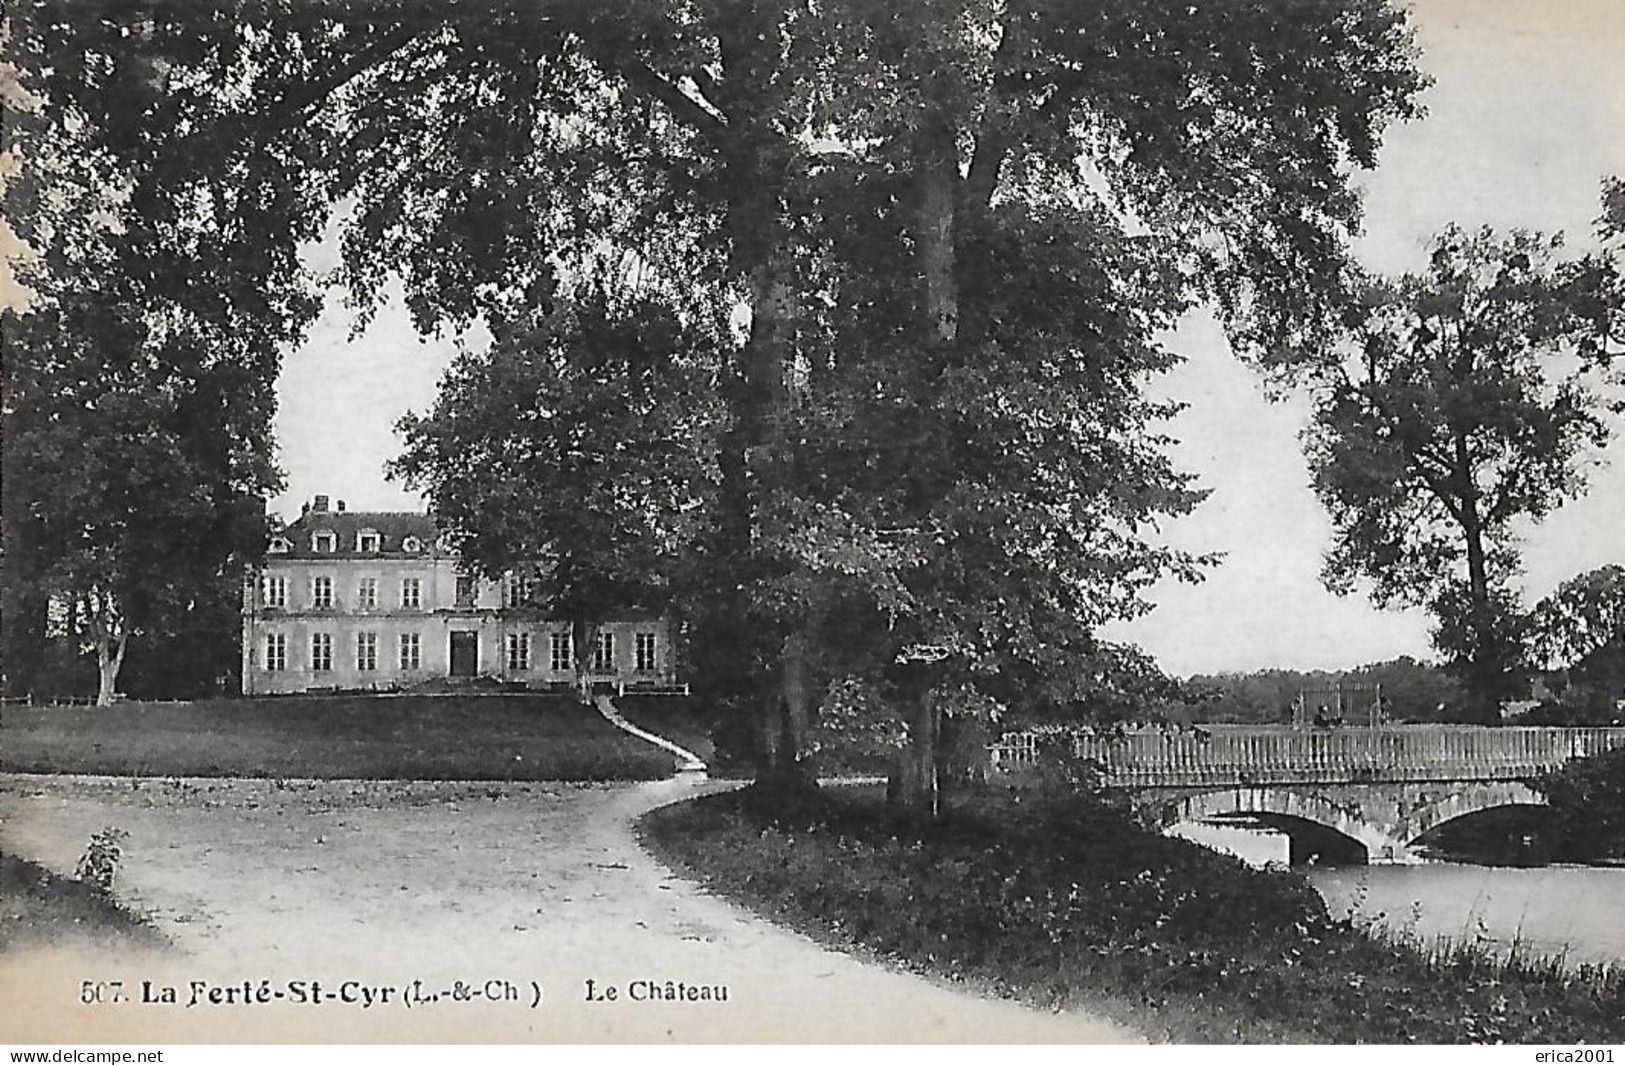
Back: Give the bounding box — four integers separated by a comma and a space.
640, 785, 1625, 1043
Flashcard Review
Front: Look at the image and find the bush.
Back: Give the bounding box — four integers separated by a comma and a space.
1535, 746, 1625, 861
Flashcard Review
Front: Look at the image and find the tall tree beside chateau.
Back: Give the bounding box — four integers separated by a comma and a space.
390, 289, 725, 697
767, 0, 1426, 806
1, 9, 324, 701
1304, 221, 1624, 723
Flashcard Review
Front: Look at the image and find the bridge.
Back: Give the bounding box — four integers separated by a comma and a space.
989, 725, 1625, 863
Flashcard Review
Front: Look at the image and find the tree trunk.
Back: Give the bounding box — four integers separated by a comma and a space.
886, 115, 959, 813
95, 630, 127, 708
757, 629, 818, 791
710, 14, 804, 785
572, 617, 597, 702
888, 678, 939, 815
1455, 433, 1503, 724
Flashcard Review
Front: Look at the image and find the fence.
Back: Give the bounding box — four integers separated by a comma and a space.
988, 724, 1625, 787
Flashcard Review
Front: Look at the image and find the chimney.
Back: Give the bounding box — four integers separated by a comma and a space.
337, 500, 346, 512
301, 502, 310, 516
312, 495, 329, 512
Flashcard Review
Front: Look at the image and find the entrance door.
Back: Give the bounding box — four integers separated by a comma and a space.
449, 631, 478, 677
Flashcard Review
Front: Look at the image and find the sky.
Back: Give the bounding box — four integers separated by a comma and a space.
271, 0, 1625, 677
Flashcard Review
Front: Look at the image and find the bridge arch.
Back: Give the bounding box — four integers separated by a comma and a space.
1157, 788, 1395, 863
1396, 782, 1547, 847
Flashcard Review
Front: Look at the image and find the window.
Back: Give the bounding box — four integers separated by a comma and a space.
400, 577, 421, 609
262, 575, 287, 609
455, 574, 475, 606
635, 632, 658, 672
357, 529, 381, 553
592, 630, 615, 673
268, 536, 291, 554
402, 536, 423, 554
504, 574, 537, 608
311, 576, 333, 609
358, 577, 378, 610
312, 530, 337, 553
357, 632, 378, 672
311, 632, 332, 672
506, 632, 531, 671
549, 631, 573, 673
265, 633, 287, 672
399, 632, 421, 671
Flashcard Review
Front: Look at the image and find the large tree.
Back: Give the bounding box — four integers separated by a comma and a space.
1304, 224, 1624, 722
1528, 565, 1625, 723
2, 12, 323, 701
747, 0, 1426, 805
390, 286, 724, 695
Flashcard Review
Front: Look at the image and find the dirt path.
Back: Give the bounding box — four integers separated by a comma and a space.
0, 774, 1138, 1043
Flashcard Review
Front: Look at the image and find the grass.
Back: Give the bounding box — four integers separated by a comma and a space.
640, 784, 1625, 1044
614, 696, 737, 772
1, 695, 676, 781
612, 696, 896, 778
0, 854, 169, 954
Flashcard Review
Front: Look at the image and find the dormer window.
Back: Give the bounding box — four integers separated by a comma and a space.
312, 530, 337, 553
268, 536, 291, 554
357, 529, 381, 553
402, 536, 422, 554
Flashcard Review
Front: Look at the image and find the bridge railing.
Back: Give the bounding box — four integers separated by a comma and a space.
988, 725, 1625, 787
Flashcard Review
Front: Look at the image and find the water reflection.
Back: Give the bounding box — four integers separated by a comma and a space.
1307, 864, 1625, 968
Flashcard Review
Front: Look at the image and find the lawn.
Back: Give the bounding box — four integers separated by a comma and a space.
1, 695, 675, 780
641, 784, 1625, 1044
614, 695, 733, 771
613, 696, 896, 778
0, 854, 169, 954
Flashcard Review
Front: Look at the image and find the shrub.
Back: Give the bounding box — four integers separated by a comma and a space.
74, 827, 130, 892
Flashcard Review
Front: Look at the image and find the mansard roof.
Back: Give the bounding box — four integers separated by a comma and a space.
275, 507, 446, 560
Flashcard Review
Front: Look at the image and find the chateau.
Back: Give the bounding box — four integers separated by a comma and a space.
240, 495, 677, 695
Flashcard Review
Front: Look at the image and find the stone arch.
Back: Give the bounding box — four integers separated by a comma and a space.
1156, 788, 1396, 862
1396, 781, 1547, 847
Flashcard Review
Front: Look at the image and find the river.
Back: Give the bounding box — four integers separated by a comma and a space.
1306, 863, 1625, 969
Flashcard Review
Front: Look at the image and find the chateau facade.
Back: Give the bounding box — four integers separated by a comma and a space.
240, 495, 677, 695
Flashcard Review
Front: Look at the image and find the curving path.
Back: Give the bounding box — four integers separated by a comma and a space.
0, 773, 1138, 1043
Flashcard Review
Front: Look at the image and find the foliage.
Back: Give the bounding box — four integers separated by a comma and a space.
4, 1, 1432, 777
73, 827, 130, 893
643, 787, 1625, 1043
1534, 746, 1625, 861
1185, 657, 1468, 724
1526, 565, 1625, 722
390, 288, 724, 688
2, 6, 325, 702
1303, 224, 1624, 721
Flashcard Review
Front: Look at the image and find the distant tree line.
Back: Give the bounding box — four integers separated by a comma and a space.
1181, 656, 1466, 725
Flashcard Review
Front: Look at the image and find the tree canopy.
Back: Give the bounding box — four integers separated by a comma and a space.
4, 2, 1432, 781
1303, 223, 1624, 721
2, 13, 318, 701
390, 287, 725, 689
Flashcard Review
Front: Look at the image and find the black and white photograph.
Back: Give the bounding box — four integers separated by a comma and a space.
1, 0, 1622, 1049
